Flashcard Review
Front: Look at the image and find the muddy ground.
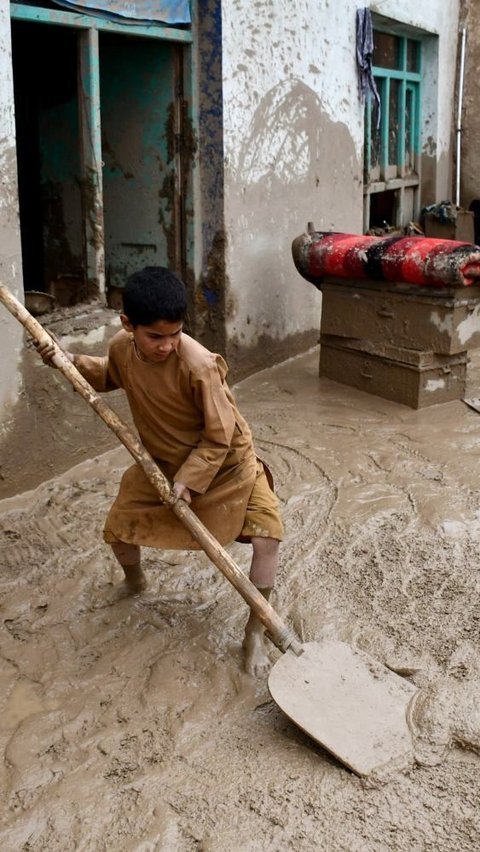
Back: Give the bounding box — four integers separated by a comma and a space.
1, 346, 480, 850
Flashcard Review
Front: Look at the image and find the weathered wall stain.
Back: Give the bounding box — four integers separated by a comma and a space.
458, 1, 480, 213
158, 169, 177, 270
194, 0, 227, 354
236, 79, 325, 186
225, 80, 360, 372
220, 0, 460, 374
228, 328, 318, 382
42, 179, 84, 294
0, 0, 463, 492
102, 139, 135, 181
196, 228, 228, 354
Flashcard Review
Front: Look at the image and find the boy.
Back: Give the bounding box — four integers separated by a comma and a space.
36, 267, 284, 676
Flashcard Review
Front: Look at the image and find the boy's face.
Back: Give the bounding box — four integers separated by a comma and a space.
121, 316, 183, 364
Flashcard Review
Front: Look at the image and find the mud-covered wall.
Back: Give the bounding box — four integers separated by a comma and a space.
412, 0, 460, 205
193, 0, 227, 355
220, 0, 460, 376
458, 0, 480, 212
0, 0, 24, 416
0, 0, 461, 498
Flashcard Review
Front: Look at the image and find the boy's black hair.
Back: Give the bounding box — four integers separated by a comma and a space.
123, 266, 187, 327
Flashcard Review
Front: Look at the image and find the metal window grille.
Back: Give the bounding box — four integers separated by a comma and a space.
363, 29, 422, 230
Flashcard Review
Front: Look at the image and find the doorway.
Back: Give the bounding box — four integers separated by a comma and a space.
100, 32, 183, 305
12, 21, 83, 299
11, 16, 187, 308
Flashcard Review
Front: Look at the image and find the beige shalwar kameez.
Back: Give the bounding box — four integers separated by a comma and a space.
73, 330, 284, 549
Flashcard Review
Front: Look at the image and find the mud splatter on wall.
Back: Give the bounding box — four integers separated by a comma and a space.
194, 0, 228, 355
0, 0, 462, 494
220, 0, 460, 373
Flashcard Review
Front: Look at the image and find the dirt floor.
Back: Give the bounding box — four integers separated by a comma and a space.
1, 345, 480, 850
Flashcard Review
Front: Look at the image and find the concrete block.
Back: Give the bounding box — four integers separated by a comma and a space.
424, 210, 475, 243
320, 284, 480, 355
320, 335, 467, 409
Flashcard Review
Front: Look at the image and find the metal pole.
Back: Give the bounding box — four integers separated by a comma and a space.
456, 27, 467, 208
78, 28, 105, 298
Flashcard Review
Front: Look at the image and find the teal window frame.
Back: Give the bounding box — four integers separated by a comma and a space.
365, 32, 421, 180
10, 3, 193, 42
364, 27, 422, 230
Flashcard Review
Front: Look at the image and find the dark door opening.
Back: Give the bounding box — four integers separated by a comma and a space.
100, 33, 183, 307
12, 21, 84, 301
11, 19, 185, 310
368, 189, 398, 231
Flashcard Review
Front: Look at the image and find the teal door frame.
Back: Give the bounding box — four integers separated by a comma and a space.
10, 3, 195, 298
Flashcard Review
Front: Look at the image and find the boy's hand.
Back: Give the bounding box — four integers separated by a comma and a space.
172, 481, 192, 504
33, 333, 74, 368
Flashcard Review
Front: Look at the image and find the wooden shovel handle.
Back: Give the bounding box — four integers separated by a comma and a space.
0, 285, 302, 655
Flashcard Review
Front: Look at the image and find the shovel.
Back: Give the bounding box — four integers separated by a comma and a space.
0, 285, 418, 776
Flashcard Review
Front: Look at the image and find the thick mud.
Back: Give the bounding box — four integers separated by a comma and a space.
1, 347, 480, 850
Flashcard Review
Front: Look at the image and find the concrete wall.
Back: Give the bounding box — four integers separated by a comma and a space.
458, 0, 480, 213
0, 0, 24, 422
220, 0, 460, 375
0, 0, 461, 497
193, 0, 227, 355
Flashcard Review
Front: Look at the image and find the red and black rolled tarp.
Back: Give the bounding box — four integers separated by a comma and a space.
292, 231, 480, 289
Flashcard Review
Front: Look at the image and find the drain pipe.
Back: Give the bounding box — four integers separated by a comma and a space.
455, 26, 467, 207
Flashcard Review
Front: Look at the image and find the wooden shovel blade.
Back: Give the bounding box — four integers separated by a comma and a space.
268, 640, 417, 776
462, 397, 480, 414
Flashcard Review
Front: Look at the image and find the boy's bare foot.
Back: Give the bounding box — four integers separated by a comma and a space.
242, 628, 272, 677
122, 564, 148, 594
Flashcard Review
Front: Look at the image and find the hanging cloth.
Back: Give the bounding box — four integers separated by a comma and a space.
51, 0, 191, 25
356, 8, 381, 129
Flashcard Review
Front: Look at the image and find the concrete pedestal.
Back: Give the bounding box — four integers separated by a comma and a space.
319, 279, 480, 408
320, 335, 467, 409
320, 284, 480, 356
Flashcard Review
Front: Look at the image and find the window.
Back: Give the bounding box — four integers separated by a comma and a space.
364, 28, 422, 232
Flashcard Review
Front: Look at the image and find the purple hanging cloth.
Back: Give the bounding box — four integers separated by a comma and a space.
356, 8, 381, 129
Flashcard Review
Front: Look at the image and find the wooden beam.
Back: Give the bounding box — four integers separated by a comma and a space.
78, 27, 105, 297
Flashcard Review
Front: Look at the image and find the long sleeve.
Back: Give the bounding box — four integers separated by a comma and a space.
173, 360, 236, 493
73, 353, 121, 392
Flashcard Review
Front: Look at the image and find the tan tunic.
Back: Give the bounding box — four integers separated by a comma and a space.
74, 330, 283, 548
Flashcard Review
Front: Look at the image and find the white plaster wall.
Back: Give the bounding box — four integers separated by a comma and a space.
457, 0, 480, 210
222, 0, 460, 351
0, 0, 24, 409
